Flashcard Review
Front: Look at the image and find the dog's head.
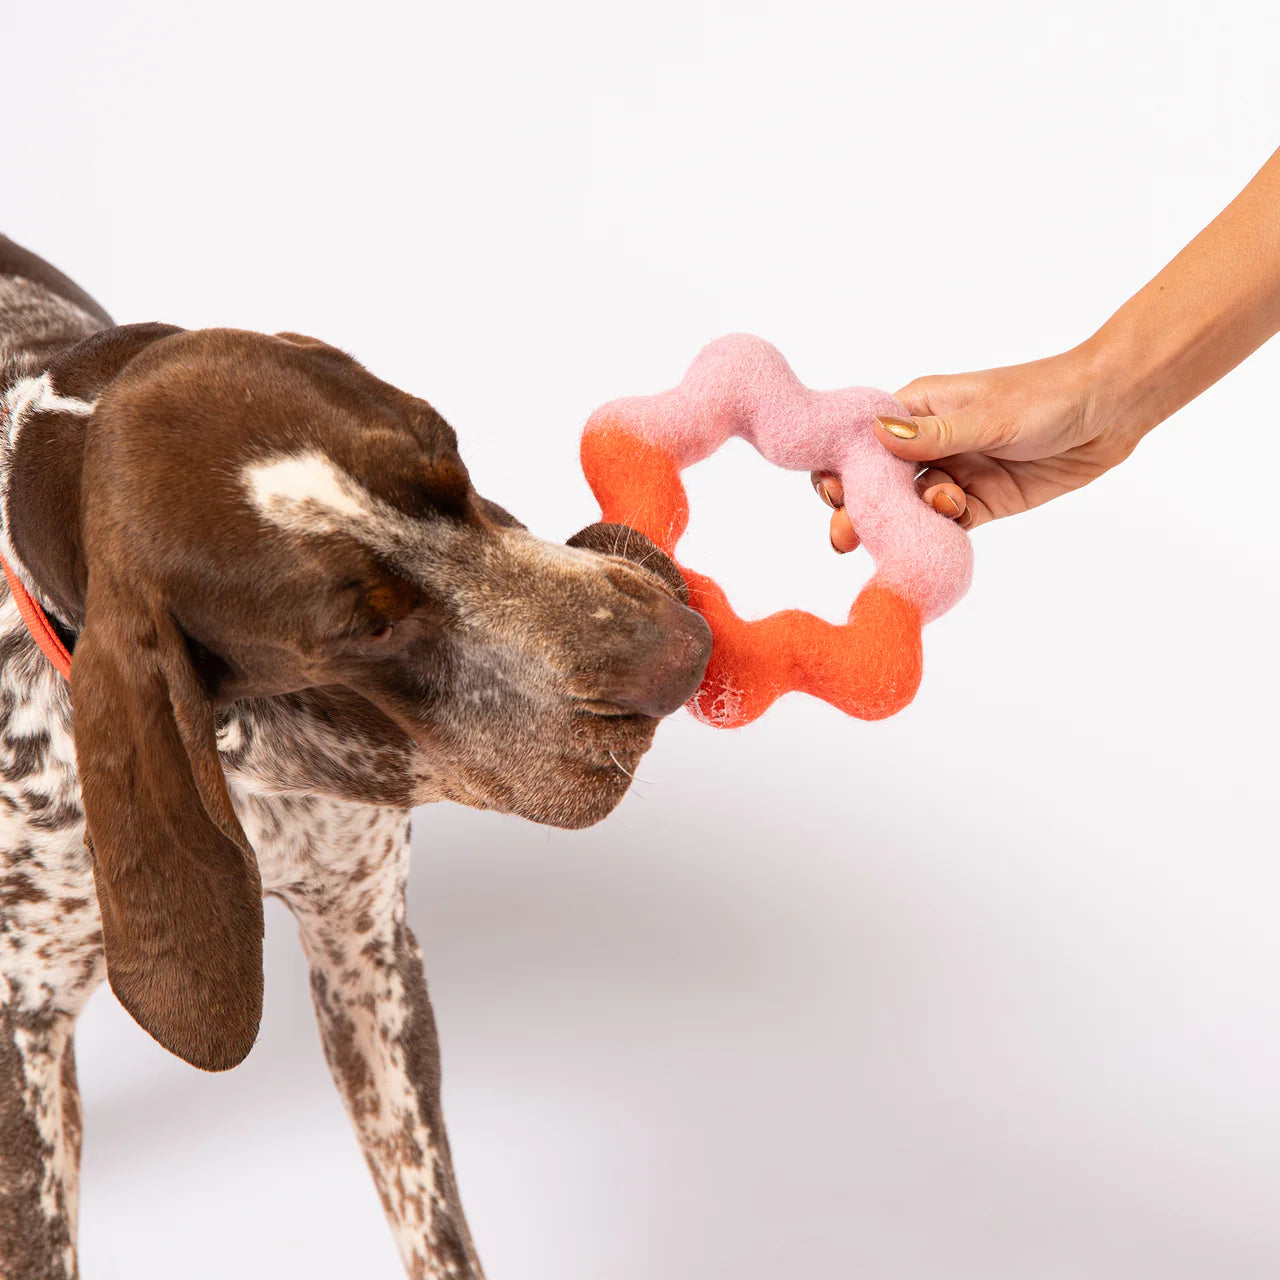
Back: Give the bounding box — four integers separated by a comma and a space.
4, 323, 710, 1069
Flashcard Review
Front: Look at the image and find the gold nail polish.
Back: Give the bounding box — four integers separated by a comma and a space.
877, 415, 919, 440
816, 480, 834, 508
935, 491, 961, 516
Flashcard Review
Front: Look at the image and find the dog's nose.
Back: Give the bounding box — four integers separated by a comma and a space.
603, 595, 713, 718
564, 522, 712, 717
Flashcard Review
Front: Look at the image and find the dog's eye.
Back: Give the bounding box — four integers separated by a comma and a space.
333, 612, 401, 655
337, 571, 421, 646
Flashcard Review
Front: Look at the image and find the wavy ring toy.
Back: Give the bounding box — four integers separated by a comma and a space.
580, 334, 973, 728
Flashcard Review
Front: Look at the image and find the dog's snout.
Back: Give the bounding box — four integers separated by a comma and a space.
598, 591, 713, 718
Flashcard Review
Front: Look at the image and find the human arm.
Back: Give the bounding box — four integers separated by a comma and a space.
817, 143, 1280, 541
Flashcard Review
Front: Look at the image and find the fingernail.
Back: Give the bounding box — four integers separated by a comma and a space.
933, 490, 962, 517
815, 479, 835, 508
876, 415, 919, 440
829, 530, 845, 554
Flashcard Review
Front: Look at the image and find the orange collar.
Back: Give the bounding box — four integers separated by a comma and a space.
1, 556, 73, 681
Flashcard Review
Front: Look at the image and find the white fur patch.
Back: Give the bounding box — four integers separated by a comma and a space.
244, 452, 367, 523
2, 374, 96, 425
242, 449, 453, 570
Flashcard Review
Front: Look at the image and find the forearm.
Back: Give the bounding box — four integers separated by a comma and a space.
1081, 145, 1280, 437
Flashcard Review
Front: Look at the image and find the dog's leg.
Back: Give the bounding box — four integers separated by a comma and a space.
0, 1003, 85, 1279
273, 805, 483, 1280
0, 841, 101, 1280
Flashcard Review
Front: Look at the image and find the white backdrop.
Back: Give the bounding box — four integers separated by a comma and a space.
7, 1, 1279, 1276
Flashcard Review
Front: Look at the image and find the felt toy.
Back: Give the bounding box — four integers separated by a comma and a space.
580, 334, 973, 728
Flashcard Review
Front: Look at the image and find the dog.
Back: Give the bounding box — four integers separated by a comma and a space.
0, 234, 712, 1279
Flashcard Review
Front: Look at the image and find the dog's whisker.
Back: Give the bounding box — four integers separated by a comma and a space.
616, 504, 647, 539
607, 750, 652, 787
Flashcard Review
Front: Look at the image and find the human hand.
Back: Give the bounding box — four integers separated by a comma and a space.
813, 345, 1143, 546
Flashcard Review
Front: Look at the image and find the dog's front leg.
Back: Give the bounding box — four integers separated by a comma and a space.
0, 1004, 83, 1280
279, 809, 484, 1280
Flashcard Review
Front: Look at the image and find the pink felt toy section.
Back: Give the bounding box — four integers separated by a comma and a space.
581, 334, 973, 726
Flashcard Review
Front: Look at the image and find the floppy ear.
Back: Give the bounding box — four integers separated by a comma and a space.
71, 573, 264, 1072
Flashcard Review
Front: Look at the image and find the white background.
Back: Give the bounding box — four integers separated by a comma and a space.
7, 1, 1280, 1276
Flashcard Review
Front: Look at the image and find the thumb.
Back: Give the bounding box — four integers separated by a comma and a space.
873, 409, 1012, 462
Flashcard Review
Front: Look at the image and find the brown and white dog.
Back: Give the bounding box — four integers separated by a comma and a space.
0, 235, 711, 1278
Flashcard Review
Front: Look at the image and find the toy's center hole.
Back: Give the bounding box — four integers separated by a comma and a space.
679, 437, 874, 621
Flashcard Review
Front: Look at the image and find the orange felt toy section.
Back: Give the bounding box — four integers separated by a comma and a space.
581, 420, 923, 728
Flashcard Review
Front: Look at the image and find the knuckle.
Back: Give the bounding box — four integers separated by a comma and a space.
931, 416, 955, 450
